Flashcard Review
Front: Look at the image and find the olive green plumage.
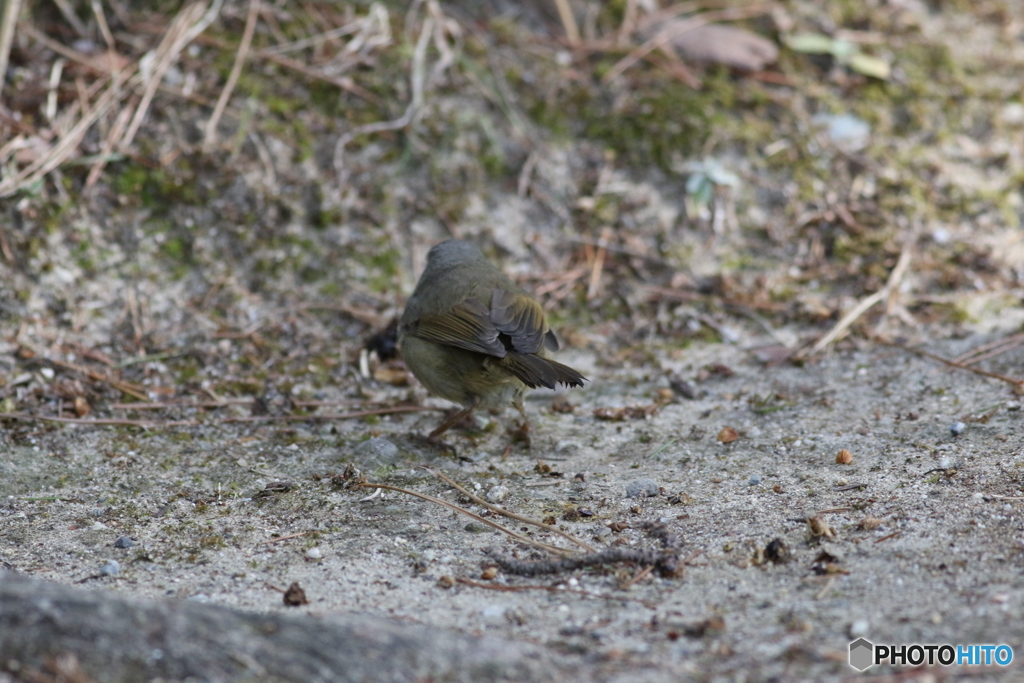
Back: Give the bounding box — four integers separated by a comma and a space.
399, 239, 586, 438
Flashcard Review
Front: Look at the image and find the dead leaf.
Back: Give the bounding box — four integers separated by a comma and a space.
661, 23, 779, 72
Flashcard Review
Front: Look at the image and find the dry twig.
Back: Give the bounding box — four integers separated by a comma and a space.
892, 343, 1024, 390
0, 413, 195, 428
425, 468, 595, 553
0, 0, 21, 102
805, 240, 913, 355
203, 0, 260, 151
333, 11, 433, 187
454, 577, 657, 608
356, 482, 573, 556
552, 0, 580, 45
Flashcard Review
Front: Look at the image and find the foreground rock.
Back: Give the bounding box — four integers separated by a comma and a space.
0, 571, 584, 683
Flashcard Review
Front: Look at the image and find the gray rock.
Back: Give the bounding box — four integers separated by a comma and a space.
354, 438, 402, 466
624, 478, 659, 498
0, 570, 584, 682
113, 536, 135, 549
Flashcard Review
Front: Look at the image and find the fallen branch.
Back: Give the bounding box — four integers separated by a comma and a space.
484, 546, 680, 577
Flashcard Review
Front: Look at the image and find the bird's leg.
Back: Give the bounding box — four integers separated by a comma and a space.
428, 403, 477, 441
509, 397, 531, 448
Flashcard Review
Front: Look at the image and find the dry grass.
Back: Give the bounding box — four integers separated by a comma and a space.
1, 1, 1022, 425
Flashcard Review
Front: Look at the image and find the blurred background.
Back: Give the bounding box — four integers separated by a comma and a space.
1, 0, 1023, 422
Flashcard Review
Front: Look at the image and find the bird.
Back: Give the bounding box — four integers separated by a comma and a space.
399, 239, 586, 440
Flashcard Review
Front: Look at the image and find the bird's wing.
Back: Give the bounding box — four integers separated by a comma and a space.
408, 289, 549, 357
488, 289, 546, 354
410, 298, 506, 357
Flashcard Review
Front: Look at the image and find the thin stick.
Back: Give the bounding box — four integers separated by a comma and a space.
552, 0, 580, 45
0, 67, 131, 197
953, 332, 1024, 365
219, 406, 437, 422
0, 0, 22, 102
643, 285, 787, 312
90, 0, 117, 54
121, 0, 224, 152
0, 413, 195, 427
41, 356, 150, 401
111, 398, 381, 410
455, 577, 657, 608
85, 102, 132, 188
357, 483, 573, 556
425, 468, 595, 553
533, 268, 588, 297
806, 241, 913, 355
814, 576, 836, 600
586, 227, 611, 300
112, 399, 252, 409
334, 14, 433, 186
892, 343, 1023, 389
204, 0, 260, 151
20, 23, 120, 75
260, 532, 307, 545
620, 564, 654, 589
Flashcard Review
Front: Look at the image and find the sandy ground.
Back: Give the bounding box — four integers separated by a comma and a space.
3, 1, 1024, 681
3, 334, 1023, 681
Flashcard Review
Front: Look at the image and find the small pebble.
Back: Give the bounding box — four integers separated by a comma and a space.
950, 421, 966, 437
355, 438, 401, 466
305, 547, 322, 560
849, 619, 869, 638
464, 522, 488, 533
481, 604, 507, 624
113, 536, 135, 549
625, 478, 659, 498
748, 475, 762, 486
100, 560, 120, 576
486, 485, 510, 503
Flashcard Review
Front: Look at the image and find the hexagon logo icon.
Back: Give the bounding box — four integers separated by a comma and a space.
849, 638, 874, 671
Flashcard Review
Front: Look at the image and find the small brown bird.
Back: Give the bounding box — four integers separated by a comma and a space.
399, 239, 586, 440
